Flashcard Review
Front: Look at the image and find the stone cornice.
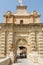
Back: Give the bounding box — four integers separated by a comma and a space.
0, 23, 43, 27
4, 14, 40, 18
16, 6, 27, 10
0, 23, 43, 33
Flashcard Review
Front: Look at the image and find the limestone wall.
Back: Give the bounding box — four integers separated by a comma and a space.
0, 57, 11, 65
0, 31, 5, 58
7, 32, 13, 56
37, 32, 43, 57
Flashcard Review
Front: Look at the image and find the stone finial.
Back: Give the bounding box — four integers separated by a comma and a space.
4, 11, 12, 17
18, 0, 23, 6
30, 11, 40, 17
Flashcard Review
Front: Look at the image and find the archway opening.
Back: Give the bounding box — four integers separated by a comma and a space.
17, 46, 27, 59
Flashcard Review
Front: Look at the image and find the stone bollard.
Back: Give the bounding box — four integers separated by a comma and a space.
9, 51, 15, 64
34, 56, 38, 63
33, 52, 38, 63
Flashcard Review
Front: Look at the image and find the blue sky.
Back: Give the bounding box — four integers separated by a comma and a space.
0, 0, 43, 23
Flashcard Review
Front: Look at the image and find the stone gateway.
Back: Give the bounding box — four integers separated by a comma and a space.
0, 3, 43, 63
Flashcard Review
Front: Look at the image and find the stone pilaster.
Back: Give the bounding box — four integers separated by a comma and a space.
13, 24, 17, 63
5, 30, 8, 56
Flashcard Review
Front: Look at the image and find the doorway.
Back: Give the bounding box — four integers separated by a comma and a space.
17, 46, 27, 59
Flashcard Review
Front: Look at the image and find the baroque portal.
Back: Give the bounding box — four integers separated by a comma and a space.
0, 0, 43, 63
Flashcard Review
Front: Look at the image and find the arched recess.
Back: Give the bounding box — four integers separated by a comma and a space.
16, 39, 30, 59
16, 39, 27, 45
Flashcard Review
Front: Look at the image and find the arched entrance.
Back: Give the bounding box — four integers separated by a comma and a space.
17, 46, 27, 59
16, 39, 27, 59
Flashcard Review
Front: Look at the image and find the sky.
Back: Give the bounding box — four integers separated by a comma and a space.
0, 0, 43, 23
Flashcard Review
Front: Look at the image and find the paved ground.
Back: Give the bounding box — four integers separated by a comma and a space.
0, 52, 43, 65
12, 58, 41, 65
12, 52, 43, 65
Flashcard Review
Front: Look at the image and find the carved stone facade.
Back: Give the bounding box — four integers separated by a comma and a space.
0, 5, 43, 62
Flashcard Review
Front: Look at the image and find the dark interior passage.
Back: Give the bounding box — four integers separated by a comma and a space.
17, 46, 27, 59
